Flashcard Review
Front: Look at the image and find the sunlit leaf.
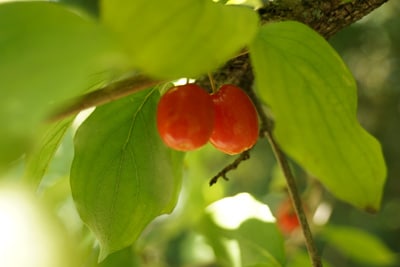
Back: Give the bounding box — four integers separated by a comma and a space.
321, 225, 397, 266
249, 21, 386, 211
70, 87, 184, 261
0, 2, 125, 168
101, 0, 259, 79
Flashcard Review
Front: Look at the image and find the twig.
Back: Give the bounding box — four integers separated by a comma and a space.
247, 90, 323, 267
47, 75, 161, 122
208, 73, 217, 93
209, 150, 251, 186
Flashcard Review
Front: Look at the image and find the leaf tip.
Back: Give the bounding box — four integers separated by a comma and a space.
98, 244, 111, 263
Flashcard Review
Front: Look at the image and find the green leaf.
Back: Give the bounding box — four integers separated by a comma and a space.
101, 0, 259, 79
249, 21, 386, 211
321, 225, 397, 266
233, 219, 285, 267
99, 246, 140, 267
24, 117, 74, 188
70, 87, 184, 261
0, 2, 125, 168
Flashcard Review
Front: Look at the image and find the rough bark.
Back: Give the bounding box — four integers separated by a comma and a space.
198, 0, 389, 91
258, 0, 389, 39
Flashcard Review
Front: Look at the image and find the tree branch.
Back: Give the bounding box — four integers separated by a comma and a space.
198, 0, 389, 92
47, 75, 161, 122
47, 0, 388, 122
258, 0, 389, 39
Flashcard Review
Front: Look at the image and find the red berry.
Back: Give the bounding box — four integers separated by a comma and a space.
156, 84, 214, 151
276, 199, 300, 234
209, 84, 259, 155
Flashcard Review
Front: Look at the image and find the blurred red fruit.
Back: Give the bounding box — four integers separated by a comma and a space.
276, 199, 300, 234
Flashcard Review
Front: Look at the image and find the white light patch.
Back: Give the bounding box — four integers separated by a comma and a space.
72, 107, 95, 131
227, 0, 246, 4
206, 192, 275, 229
224, 239, 241, 267
0, 186, 66, 267
313, 202, 332, 226
173, 78, 196, 86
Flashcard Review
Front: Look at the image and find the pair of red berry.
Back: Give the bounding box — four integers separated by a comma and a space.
156, 83, 259, 155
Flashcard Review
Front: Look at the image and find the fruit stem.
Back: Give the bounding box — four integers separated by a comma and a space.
247, 89, 323, 267
208, 73, 217, 93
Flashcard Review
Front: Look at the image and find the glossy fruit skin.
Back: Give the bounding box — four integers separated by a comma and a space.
276, 199, 300, 234
210, 84, 259, 155
156, 84, 214, 151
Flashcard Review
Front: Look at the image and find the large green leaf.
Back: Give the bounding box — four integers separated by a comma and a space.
0, 2, 124, 168
321, 225, 397, 266
70, 87, 184, 261
249, 21, 386, 211
101, 0, 258, 79
233, 219, 285, 267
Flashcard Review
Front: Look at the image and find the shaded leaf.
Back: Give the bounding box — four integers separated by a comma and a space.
101, 0, 258, 79
249, 21, 386, 211
99, 246, 140, 267
321, 225, 397, 266
70, 88, 184, 260
233, 219, 285, 267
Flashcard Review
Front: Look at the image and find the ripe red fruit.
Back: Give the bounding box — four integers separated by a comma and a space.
210, 84, 259, 155
156, 84, 215, 151
276, 199, 300, 234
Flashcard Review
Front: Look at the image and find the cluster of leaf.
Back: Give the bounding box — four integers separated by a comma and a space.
0, 0, 390, 266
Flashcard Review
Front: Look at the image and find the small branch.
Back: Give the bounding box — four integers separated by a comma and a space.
247, 91, 323, 267
209, 150, 251, 186
47, 75, 161, 122
266, 131, 322, 267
